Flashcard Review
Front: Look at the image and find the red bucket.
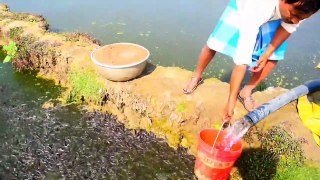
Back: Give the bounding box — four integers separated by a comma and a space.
194, 129, 243, 180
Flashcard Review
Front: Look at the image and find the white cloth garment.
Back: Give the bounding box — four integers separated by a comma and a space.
234, 0, 300, 64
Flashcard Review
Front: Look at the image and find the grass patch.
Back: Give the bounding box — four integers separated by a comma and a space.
9, 27, 23, 39
12, 35, 37, 71
256, 81, 268, 91
275, 164, 320, 180
177, 101, 187, 113
235, 126, 312, 179
67, 65, 105, 103
62, 32, 100, 45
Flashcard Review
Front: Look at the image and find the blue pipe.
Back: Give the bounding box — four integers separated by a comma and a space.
245, 79, 320, 125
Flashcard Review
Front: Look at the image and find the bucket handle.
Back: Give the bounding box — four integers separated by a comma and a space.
210, 120, 230, 153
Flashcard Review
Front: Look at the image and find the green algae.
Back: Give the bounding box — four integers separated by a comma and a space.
151, 118, 182, 148
180, 131, 196, 150
177, 101, 187, 113
67, 64, 105, 103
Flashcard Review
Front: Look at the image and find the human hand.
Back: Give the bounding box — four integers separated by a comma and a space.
223, 101, 235, 122
250, 55, 268, 72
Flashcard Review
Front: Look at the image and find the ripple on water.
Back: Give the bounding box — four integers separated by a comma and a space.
0, 104, 196, 179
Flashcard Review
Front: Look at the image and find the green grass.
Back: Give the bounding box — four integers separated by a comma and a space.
256, 81, 267, 91
67, 65, 105, 103
275, 164, 320, 180
235, 127, 319, 179
176, 101, 187, 113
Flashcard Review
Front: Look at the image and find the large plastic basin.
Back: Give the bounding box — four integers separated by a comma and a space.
91, 43, 150, 82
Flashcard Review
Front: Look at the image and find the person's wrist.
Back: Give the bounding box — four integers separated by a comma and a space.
263, 50, 273, 59
259, 54, 269, 63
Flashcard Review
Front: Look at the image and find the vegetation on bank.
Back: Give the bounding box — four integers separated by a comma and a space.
67, 64, 105, 103
235, 126, 320, 179
2, 40, 17, 63
276, 164, 320, 180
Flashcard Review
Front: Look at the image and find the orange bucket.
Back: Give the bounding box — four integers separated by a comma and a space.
194, 129, 243, 180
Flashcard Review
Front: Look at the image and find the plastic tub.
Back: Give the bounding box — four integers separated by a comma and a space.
91, 43, 150, 82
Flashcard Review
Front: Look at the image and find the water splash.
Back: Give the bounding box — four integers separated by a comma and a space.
219, 118, 253, 151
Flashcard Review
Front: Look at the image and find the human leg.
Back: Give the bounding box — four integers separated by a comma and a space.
240, 60, 278, 98
224, 64, 247, 121
237, 60, 278, 111
194, 45, 216, 79
183, 0, 240, 94
183, 45, 216, 94
237, 20, 287, 110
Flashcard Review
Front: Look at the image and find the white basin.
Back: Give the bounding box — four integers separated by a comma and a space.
91, 43, 150, 82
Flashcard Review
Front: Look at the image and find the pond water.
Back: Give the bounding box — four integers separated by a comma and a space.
0, 51, 196, 178
1, 0, 319, 88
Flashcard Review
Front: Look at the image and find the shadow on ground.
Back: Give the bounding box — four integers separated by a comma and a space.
136, 62, 156, 79
235, 148, 279, 180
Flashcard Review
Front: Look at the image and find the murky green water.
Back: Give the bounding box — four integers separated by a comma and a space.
1, 0, 319, 88
0, 51, 196, 178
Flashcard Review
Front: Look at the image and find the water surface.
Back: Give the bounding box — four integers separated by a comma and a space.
1, 0, 319, 88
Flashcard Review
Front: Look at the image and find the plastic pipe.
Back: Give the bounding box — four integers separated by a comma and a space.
245, 79, 320, 125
